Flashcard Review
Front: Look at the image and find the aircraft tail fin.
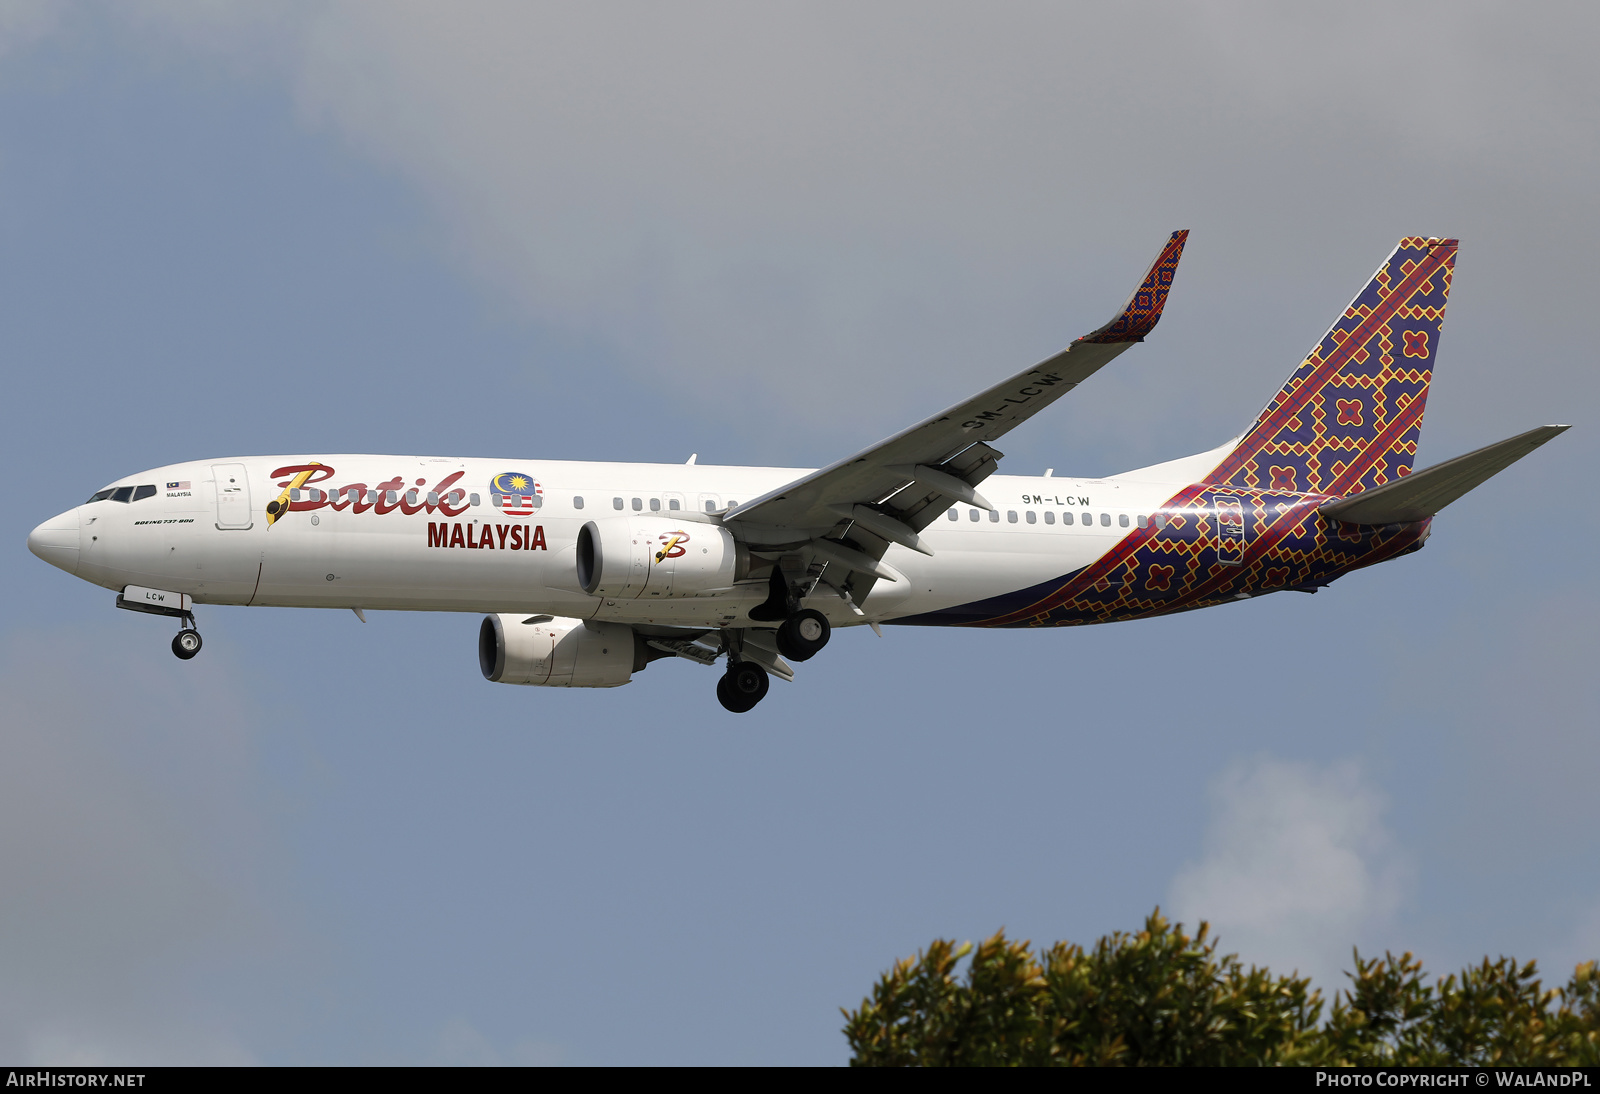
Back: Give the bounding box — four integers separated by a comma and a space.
1318, 425, 1568, 524
1207, 237, 1458, 495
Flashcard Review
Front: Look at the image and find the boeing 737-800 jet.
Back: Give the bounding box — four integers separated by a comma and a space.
27, 233, 1567, 711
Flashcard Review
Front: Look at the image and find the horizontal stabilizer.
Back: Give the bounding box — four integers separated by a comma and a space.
1318, 425, 1568, 525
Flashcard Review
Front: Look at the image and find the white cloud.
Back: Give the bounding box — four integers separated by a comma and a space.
0, 0, 57, 55
431, 1018, 565, 1067
1168, 757, 1407, 992
78, 1, 1600, 458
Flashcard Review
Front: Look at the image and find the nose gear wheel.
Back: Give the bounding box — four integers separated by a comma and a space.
171, 628, 203, 660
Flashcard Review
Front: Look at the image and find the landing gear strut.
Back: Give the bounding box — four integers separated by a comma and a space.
717, 660, 770, 713
114, 587, 203, 661
751, 566, 834, 662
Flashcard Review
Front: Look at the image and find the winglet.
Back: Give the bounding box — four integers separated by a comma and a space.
1077, 230, 1189, 344
1319, 424, 1569, 525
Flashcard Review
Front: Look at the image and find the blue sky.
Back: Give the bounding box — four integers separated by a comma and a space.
1, 3, 1596, 1064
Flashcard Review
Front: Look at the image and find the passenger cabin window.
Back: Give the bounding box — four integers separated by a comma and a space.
614, 497, 624, 510
988, 510, 999, 523
132, 485, 157, 502
631, 497, 643, 511
573, 496, 585, 509
649, 498, 661, 512
111, 486, 134, 503
427, 492, 440, 505
1007, 510, 1017, 523
1080, 511, 1091, 525
668, 498, 680, 510
87, 489, 116, 503
1119, 513, 1130, 528
1137, 515, 1148, 528
969, 509, 979, 521
948, 509, 958, 521
705, 500, 717, 512
1026, 511, 1037, 524
1100, 512, 1111, 527
1044, 511, 1055, 525
1063, 512, 1074, 525
469, 493, 480, 506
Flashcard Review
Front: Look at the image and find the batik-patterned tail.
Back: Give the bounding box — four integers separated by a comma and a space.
1206, 237, 1457, 497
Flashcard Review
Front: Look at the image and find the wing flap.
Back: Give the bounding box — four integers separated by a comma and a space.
1318, 425, 1569, 525
739, 631, 796, 682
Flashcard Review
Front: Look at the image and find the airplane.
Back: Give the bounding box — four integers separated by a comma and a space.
26, 232, 1568, 713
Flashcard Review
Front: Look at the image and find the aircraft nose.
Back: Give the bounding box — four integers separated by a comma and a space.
28, 508, 81, 575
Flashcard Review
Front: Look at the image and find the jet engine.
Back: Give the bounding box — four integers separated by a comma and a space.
576, 518, 740, 600
478, 614, 638, 687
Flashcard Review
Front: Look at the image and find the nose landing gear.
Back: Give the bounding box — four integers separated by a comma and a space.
171, 626, 203, 660
115, 585, 203, 661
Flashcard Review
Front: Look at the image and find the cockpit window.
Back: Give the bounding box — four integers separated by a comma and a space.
110, 486, 134, 503
87, 489, 116, 503
132, 485, 157, 502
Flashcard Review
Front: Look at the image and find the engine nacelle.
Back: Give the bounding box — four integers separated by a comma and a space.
576, 518, 739, 600
478, 613, 636, 687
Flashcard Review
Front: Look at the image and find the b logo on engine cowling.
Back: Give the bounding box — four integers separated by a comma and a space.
578, 518, 736, 600
654, 530, 689, 562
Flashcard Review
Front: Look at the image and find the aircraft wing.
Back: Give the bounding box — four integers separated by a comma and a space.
726, 230, 1189, 605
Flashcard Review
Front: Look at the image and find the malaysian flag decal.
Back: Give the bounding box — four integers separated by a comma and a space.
490, 471, 542, 515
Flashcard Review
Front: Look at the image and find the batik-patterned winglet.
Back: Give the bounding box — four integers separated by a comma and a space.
1077, 229, 1189, 345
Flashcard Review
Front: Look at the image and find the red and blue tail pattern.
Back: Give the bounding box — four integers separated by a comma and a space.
1207, 237, 1456, 496
890, 237, 1455, 630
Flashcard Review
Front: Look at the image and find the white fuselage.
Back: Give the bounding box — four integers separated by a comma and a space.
45, 455, 1191, 629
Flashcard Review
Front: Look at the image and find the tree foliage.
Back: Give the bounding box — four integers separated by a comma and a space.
843, 910, 1600, 1066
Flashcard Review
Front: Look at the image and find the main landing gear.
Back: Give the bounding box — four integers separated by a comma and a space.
714, 568, 838, 712
776, 608, 830, 662
716, 660, 769, 714
750, 566, 834, 662
713, 613, 834, 715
